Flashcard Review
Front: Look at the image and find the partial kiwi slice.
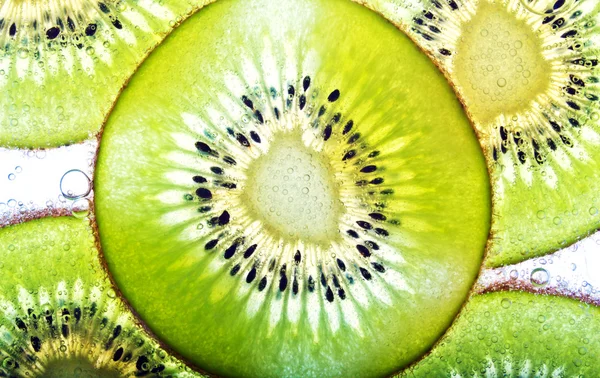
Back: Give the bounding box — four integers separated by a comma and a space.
398, 0, 600, 266
95, 0, 491, 376
403, 291, 600, 376
0, 217, 199, 376
0, 0, 213, 148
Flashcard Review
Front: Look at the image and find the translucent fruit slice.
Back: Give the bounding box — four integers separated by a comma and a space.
399, 0, 600, 266
95, 0, 490, 376
403, 291, 600, 376
0, 0, 213, 148
0, 217, 199, 377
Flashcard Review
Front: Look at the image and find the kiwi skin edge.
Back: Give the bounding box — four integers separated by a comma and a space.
89, 1, 493, 377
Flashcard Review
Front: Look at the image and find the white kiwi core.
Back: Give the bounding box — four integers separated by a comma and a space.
242, 131, 343, 244
453, 0, 551, 124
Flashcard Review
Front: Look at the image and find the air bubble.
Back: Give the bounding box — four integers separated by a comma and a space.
501, 298, 512, 309
589, 207, 598, 216
530, 267, 549, 287
497, 78, 507, 87
70, 198, 91, 219
60, 170, 91, 199
537, 314, 546, 323
7, 173, 15, 181
509, 269, 518, 279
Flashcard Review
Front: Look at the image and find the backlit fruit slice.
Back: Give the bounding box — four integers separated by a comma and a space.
396, 0, 600, 267
0, 0, 213, 148
0, 217, 199, 377
403, 291, 600, 376
95, 0, 491, 376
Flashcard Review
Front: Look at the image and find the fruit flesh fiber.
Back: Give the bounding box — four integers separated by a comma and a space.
95, 0, 490, 376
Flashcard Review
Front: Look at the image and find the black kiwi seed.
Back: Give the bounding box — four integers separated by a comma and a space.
196, 188, 212, 199
303, 76, 311, 91
85, 23, 97, 36
174, 76, 398, 308
46, 27, 60, 39
327, 89, 340, 102
98, 2, 110, 13
258, 277, 268, 291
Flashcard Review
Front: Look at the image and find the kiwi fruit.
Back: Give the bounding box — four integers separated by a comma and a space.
0, 0, 214, 149
0, 216, 200, 377
371, 0, 600, 267
94, 0, 491, 376
402, 291, 600, 376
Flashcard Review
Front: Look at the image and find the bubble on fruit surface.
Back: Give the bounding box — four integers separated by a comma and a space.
60, 169, 91, 199
530, 267, 550, 287
70, 198, 91, 219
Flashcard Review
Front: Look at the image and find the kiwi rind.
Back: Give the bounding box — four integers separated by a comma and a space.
0, 217, 201, 377
401, 291, 600, 376
95, 0, 491, 376
367, 0, 600, 267
0, 0, 215, 149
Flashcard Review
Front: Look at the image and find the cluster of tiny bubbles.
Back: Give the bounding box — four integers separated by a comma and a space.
246, 134, 340, 242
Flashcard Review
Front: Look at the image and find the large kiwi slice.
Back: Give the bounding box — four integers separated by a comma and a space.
0, 0, 213, 148
393, 0, 600, 266
403, 291, 600, 376
95, 0, 490, 376
0, 217, 199, 376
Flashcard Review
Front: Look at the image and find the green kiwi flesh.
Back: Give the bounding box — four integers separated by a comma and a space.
95, 0, 491, 376
0, 0, 214, 148
0, 217, 199, 377
388, 0, 600, 267
403, 291, 600, 376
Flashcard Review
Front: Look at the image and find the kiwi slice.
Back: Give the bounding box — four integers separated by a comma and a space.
95, 0, 491, 376
0, 217, 199, 377
391, 0, 600, 267
0, 0, 213, 148
403, 291, 600, 376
